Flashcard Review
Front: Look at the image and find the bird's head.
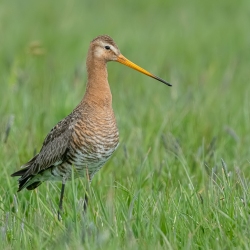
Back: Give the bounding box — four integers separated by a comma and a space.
90, 35, 120, 62
89, 35, 171, 86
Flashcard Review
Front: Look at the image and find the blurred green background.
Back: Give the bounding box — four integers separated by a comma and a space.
1, 0, 250, 249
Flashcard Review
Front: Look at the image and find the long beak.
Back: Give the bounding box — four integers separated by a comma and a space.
116, 54, 171, 86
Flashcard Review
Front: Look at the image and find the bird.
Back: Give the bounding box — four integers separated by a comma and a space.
11, 35, 171, 220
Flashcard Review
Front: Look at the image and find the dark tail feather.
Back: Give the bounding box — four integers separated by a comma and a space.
11, 166, 29, 191
11, 155, 39, 192
11, 167, 33, 192
11, 167, 29, 177
18, 176, 42, 192
26, 181, 42, 190
14, 174, 41, 192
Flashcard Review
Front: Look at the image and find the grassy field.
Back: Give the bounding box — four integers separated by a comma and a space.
1, 0, 250, 249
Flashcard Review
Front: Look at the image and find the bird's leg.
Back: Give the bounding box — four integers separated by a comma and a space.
58, 180, 66, 221
83, 166, 90, 213
83, 192, 88, 212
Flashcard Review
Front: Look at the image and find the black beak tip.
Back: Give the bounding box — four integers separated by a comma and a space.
155, 76, 171, 87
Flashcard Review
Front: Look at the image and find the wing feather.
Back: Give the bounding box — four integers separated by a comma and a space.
19, 112, 78, 180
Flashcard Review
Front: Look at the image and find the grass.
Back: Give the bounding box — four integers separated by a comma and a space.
1, 0, 250, 249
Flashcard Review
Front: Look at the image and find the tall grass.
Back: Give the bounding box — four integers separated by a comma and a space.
1, 0, 250, 249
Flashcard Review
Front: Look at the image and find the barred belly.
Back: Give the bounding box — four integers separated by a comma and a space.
73, 142, 119, 178
50, 139, 119, 181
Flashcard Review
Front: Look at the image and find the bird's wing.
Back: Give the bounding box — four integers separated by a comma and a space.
21, 112, 78, 178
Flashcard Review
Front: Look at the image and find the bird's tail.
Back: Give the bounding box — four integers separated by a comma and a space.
11, 155, 42, 191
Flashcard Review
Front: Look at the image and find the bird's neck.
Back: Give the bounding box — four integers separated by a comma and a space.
83, 57, 112, 108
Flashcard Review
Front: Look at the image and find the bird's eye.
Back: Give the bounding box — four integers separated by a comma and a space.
105, 46, 110, 50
